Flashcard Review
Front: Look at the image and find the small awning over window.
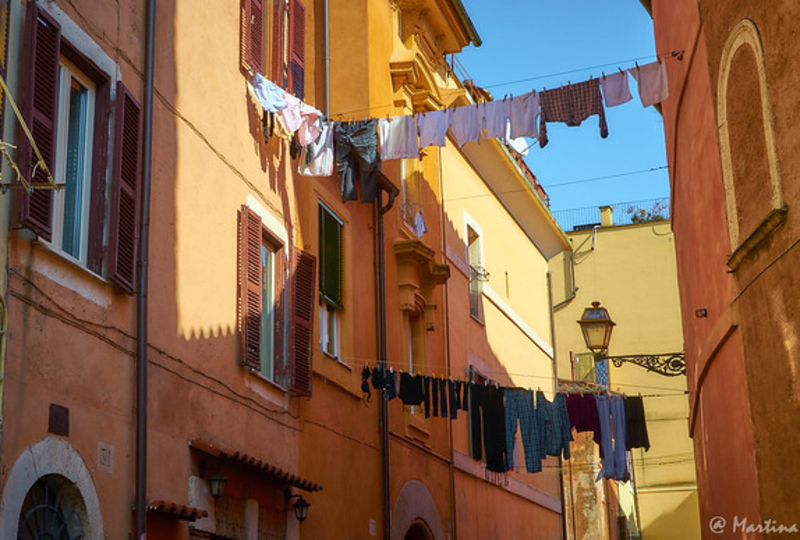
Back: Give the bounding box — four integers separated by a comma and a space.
147, 500, 208, 522
189, 438, 323, 493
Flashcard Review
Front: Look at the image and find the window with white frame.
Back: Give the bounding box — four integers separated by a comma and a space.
467, 225, 487, 322
319, 203, 343, 359
260, 240, 277, 380
51, 59, 95, 264
18, 4, 142, 294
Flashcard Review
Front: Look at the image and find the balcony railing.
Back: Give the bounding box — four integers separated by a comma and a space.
552, 197, 670, 232
469, 264, 489, 322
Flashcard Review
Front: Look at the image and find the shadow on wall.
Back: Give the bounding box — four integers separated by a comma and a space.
641, 490, 702, 540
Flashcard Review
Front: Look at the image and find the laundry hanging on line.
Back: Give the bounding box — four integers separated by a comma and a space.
359, 364, 650, 479
247, 59, 670, 204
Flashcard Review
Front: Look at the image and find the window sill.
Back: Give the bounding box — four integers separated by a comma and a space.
314, 351, 361, 400
244, 367, 291, 410
404, 407, 431, 445
322, 351, 352, 371
25, 237, 116, 306
32, 238, 111, 287
726, 207, 788, 271
470, 313, 485, 326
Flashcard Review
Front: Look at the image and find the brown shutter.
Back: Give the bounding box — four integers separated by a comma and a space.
271, 0, 286, 87
107, 82, 141, 294
289, 246, 316, 396
272, 247, 287, 386
86, 79, 110, 274
246, 0, 264, 74
288, 0, 305, 99
238, 207, 263, 371
17, 3, 60, 241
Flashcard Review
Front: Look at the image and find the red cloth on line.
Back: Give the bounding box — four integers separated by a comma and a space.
539, 78, 608, 147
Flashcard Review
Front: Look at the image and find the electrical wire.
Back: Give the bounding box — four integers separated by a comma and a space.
542, 166, 669, 189
352, 357, 689, 395
481, 54, 660, 90
329, 51, 682, 118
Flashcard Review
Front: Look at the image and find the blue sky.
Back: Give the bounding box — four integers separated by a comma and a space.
457, 0, 670, 214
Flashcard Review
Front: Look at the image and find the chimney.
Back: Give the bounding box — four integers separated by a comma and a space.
600, 206, 613, 227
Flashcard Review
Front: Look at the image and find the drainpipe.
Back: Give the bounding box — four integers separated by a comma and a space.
438, 147, 458, 540
323, 0, 330, 117
548, 271, 568, 540
375, 186, 396, 540
135, 0, 156, 537
553, 250, 578, 310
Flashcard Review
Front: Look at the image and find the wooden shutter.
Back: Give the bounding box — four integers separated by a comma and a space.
17, 3, 60, 241
271, 0, 286, 87
86, 78, 110, 274
288, 0, 305, 99
272, 245, 287, 386
289, 246, 316, 396
238, 207, 263, 371
108, 82, 141, 294
246, 0, 264, 74
319, 205, 342, 309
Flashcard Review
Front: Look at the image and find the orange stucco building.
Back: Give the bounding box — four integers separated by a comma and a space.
0, 0, 571, 538
643, 0, 800, 535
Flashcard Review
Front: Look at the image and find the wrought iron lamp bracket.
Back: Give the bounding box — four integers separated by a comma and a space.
603, 352, 686, 377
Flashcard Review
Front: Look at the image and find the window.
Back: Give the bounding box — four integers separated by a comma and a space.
406, 312, 425, 416
318, 203, 343, 359
573, 352, 608, 388
52, 59, 94, 263
19, 475, 87, 539
400, 159, 422, 228
17, 4, 141, 293
243, 0, 306, 99
238, 206, 316, 395
259, 240, 279, 380
467, 225, 487, 322
467, 365, 488, 460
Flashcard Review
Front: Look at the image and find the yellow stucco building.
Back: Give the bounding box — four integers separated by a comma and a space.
550, 205, 701, 539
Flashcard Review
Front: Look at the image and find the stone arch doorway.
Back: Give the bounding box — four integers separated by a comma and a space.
390, 480, 446, 540
0, 437, 104, 538
404, 520, 435, 540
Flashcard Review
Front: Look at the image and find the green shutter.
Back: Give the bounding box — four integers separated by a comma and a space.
319, 205, 343, 310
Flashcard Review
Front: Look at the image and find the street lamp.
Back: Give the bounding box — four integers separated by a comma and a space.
286, 490, 311, 522
577, 301, 615, 353
208, 472, 228, 501
576, 301, 686, 377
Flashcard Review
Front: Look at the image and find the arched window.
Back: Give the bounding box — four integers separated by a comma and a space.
716, 19, 785, 270
18, 474, 87, 540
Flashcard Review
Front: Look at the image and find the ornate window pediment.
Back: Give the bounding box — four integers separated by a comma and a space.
394, 239, 450, 330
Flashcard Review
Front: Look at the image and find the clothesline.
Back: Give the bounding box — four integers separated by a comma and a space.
362, 363, 652, 480
352, 359, 688, 395
249, 56, 671, 209
397, 164, 667, 207
331, 50, 683, 117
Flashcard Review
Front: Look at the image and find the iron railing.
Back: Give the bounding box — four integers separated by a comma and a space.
552, 197, 670, 232
469, 265, 489, 322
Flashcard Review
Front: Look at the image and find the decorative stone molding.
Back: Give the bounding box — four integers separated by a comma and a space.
394, 239, 450, 330
716, 18, 784, 269
389, 45, 444, 113
0, 437, 104, 538
390, 480, 446, 540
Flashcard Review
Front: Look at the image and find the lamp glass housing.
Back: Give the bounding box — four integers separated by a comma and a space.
208, 472, 228, 501
293, 496, 310, 522
577, 302, 615, 352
